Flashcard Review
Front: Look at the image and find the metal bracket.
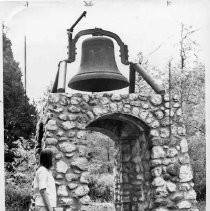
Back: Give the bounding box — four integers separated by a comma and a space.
67, 28, 129, 65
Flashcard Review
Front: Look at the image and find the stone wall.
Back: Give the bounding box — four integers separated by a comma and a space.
36, 92, 198, 211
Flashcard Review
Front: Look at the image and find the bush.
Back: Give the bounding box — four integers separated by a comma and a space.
5, 183, 31, 211
88, 174, 114, 202
188, 134, 206, 201
197, 201, 206, 211
5, 139, 35, 211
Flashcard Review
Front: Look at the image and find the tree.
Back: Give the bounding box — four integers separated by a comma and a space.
85, 131, 115, 202
86, 131, 115, 174
134, 23, 205, 200
3, 33, 37, 170
169, 58, 205, 201
169, 24, 205, 200
135, 53, 169, 95
168, 24, 205, 137
35, 82, 52, 113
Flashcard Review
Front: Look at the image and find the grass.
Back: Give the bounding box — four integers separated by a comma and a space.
5, 202, 206, 211
89, 202, 115, 211
90, 202, 206, 211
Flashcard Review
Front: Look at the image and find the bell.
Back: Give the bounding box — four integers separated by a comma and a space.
68, 36, 129, 92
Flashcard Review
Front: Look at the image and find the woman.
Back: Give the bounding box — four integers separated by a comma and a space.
33, 149, 57, 211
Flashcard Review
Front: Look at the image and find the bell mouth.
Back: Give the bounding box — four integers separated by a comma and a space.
68, 72, 129, 92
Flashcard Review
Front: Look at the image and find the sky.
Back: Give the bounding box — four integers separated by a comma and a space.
0, 0, 209, 102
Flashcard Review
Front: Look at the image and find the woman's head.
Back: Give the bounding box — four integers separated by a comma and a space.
39, 149, 53, 169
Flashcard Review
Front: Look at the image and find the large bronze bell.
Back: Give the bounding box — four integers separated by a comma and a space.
68, 36, 129, 92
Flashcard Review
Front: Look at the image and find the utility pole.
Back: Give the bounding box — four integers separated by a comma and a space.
24, 35, 27, 104
24, 1, 28, 104
168, 60, 172, 136
0, 22, 5, 211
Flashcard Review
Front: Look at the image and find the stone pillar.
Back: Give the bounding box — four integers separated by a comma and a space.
114, 131, 151, 211
149, 94, 198, 211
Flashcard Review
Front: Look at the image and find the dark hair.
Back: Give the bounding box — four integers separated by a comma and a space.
39, 149, 53, 169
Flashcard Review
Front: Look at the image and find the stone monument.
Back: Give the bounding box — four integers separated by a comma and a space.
35, 25, 198, 211
35, 92, 198, 211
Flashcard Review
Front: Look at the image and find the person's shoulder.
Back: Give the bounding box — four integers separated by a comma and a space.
37, 166, 48, 174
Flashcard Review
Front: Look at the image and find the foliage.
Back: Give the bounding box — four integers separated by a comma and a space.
188, 133, 206, 201
87, 131, 116, 174
5, 183, 31, 211
85, 132, 115, 202
5, 138, 37, 187
5, 138, 36, 210
35, 83, 52, 113
135, 62, 168, 96
88, 174, 114, 202
170, 62, 205, 135
197, 201, 206, 211
169, 25, 205, 200
170, 61, 206, 201
3, 33, 37, 170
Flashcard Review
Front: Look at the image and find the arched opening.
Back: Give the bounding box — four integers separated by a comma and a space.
86, 113, 151, 211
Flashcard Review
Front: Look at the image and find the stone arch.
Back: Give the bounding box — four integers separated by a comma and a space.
85, 113, 152, 211
86, 113, 150, 140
